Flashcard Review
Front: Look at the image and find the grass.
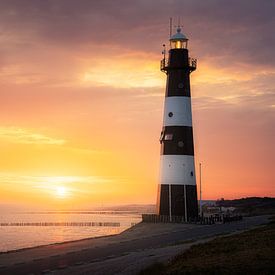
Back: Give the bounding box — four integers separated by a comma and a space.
140, 218, 275, 275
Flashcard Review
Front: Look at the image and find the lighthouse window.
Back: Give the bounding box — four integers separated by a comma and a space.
159, 131, 165, 143
191, 171, 194, 177
164, 133, 173, 140
178, 141, 184, 147
168, 112, 173, 117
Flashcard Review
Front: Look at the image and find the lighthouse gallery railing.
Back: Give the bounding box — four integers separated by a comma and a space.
160, 57, 197, 72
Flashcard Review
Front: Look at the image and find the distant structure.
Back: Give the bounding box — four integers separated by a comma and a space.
157, 25, 198, 221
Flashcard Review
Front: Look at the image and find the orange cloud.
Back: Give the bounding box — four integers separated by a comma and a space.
0, 127, 66, 145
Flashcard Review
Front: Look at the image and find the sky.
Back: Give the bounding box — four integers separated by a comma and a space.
0, 0, 274, 208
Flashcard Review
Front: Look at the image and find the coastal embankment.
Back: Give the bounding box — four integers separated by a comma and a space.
0, 215, 270, 275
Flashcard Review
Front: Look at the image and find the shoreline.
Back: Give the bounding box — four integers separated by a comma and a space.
0, 232, 120, 255
0, 215, 271, 275
0, 221, 139, 254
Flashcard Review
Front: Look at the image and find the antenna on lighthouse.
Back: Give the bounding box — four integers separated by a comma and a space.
169, 17, 172, 37
200, 162, 203, 216
162, 44, 166, 59
169, 17, 173, 49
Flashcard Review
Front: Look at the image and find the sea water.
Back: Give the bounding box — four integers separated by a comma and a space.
0, 210, 142, 252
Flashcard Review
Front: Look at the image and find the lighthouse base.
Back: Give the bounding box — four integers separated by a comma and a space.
157, 184, 198, 220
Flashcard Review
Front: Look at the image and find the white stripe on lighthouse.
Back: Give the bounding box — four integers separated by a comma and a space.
163, 97, 193, 127
159, 155, 196, 185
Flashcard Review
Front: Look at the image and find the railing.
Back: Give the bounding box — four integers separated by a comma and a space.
160, 57, 197, 72
189, 57, 197, 71
160, 58, 168, 72
142, 214, 243, 224
142, 214, 187, 223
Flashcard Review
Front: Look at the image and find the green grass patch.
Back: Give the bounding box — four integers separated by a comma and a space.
140, 220, 275, 275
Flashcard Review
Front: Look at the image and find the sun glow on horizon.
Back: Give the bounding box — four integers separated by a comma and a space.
55, 186, 69, 199
42, 177, 75, 199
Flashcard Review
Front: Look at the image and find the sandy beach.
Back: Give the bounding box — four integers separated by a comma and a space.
0, 215, 270, 275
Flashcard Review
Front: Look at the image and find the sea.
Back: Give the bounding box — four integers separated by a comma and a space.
0, 209, 142, 252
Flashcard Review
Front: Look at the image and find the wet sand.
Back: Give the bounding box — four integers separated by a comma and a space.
0, 215, 270, 275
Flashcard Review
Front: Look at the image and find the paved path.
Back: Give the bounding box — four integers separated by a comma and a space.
0, 215, 270, 275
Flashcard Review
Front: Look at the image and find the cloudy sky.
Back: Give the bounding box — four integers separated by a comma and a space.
0, 0, 274, 208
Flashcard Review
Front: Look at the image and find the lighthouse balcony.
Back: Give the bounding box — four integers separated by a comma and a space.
160, 58, 168, 73
189, 58, 197, 72
160, 57, 197, 73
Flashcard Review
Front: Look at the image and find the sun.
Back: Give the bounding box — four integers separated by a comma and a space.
55, 186, 68, 198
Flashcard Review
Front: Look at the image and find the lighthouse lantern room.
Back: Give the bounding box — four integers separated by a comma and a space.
170, 27, 188, 49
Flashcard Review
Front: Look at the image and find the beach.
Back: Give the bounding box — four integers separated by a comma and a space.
0, 215, 270, 275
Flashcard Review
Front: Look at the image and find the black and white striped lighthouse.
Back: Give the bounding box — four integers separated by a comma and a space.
157, 27, 198, 221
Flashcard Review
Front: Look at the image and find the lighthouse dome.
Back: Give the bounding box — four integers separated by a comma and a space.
170, 27, 188, 42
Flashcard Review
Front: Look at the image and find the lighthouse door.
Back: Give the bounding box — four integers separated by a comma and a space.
172, 186, 185, 216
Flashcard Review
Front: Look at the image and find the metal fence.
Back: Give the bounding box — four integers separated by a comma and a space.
142, 214, 243, 225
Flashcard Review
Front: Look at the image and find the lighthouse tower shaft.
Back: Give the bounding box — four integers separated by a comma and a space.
157, 30, 198, 220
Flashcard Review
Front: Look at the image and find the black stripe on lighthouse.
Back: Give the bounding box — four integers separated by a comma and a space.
165, 49, 191, 97
166, 70, 190, 97
160, 126, 194, 155
158, 184, 198, 217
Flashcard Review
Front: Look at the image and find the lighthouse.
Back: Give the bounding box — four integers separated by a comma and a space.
157, 27, 198, 221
